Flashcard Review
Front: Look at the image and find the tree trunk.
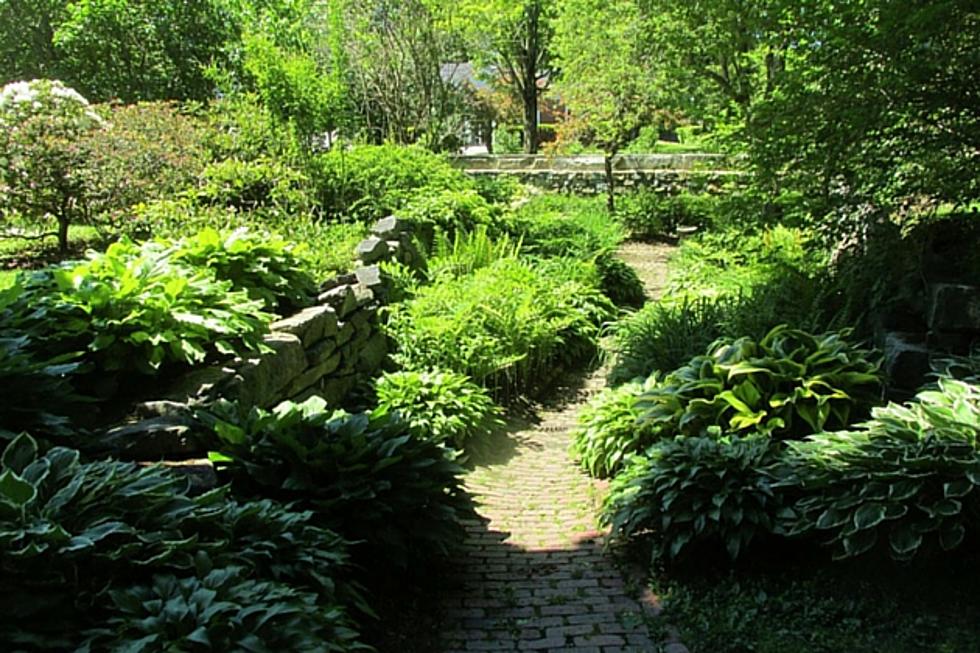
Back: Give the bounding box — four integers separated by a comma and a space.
57, 215, 70, 255
604, 152, 616, 213
522, 81, 538, 154
521, 1, 540, 154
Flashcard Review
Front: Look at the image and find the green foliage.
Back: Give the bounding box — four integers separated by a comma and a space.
0, 335, 84, 441
608, 297, 737, 384
384, 257, 614, 400
603, 436, 782, 561
375, 369, 503, 453
472, 174, 524, 206
506, 194, 624, 259
202, 396, 474, 573
775, 380, 980, 561
653, 558, 980, 653
195, 157, 314, 216
51, 0, 235, 102
79, 566, 362, 653
5, 238, 272, 375
932, 349, 980, 386
83, 101, 209, 231
617, 190, 714, 240
571, 376, 658, 478
400, 189, 499, 244
242, 31, 348, 146
424, 226, 522, 281
308, 144, 473, 222
203, 94, 294, 163
635, 326, 883, 441
594, 253, 646, 308
0, 433, 364, 650
170, 228, 317, 313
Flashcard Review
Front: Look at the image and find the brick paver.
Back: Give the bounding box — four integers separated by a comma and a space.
440, 371, 662, 653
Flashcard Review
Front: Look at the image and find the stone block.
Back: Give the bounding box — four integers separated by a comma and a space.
883, 331, 931, 392
372, 215, 403, 237
356, 236, 390, 264
356, 331, 388, 373
147, 459, 218, 495
283, 351, 343, 398
929, 283, 980, 332
321, 375, 357, 407
103, 418, 202, 460
318, 284, 359, 318
355, 265, 383, 290
271, 305, 338, 347
335, 321, 355, 346
162, 365, 235, 403
306, 338, 339, 367
319, 272, 357, 293
238, 333, 307, 407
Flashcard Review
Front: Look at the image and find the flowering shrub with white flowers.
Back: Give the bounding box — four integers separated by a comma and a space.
0, 79, 105, 253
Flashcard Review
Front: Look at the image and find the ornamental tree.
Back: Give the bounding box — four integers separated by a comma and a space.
0, 79, 104, 253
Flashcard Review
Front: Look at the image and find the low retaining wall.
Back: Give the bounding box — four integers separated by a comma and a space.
452, 153, 743, 194
106, 216, 421, 461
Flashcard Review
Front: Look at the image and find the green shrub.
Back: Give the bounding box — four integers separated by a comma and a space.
774, 380, 980, 561
0, 433, 364, 650
204, 94, 294, 163
506, 194, 624, 259
595, 252, 646, 308
85, 101, 208, 230
571, 376, 659, 478
170, 228, 317, 313
400, 188, 499, 245
472, 174, 524, 205
618, 190, 713, 240
201, 396, 474, 573
635, 326, 883, 441
308, 144, 473, 222
194, 157, 314, 216
384, 257, 614, 400
603, 436, 782, 560
375, 369, 503, 453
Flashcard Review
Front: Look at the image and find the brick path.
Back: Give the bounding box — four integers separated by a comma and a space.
439, 242, 684, 653
439, 370, 681, 653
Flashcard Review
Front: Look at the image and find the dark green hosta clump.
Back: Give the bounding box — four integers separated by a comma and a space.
571, 376, 658, 478
775, 380, 980, 561
637, 325, 883, 441
375, 368, 503, 454
0, 433, 364, 651
603, 436, 783, 561
202, 397, 474, 573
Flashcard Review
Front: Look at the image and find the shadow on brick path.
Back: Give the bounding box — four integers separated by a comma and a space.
437, 369, 685, 653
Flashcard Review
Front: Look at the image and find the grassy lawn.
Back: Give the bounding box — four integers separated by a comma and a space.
0, 224, 105, 270
646, 544, 980, 653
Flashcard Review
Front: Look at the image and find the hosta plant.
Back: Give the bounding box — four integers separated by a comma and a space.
571, 375, 659, 479
7, 238, 272, 374
171, 227, 317, 313
375, 368, 503, 453
774, 379, 980, 561
602, 435, 783, 561
0, 433, 364, 650
636, 325, 882, 440
79, 565, 364, 653
201, 396, 474, 573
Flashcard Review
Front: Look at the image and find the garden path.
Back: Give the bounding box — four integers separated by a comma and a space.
439, 242, 687, 653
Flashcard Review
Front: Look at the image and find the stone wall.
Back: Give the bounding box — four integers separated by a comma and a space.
106, 216, 420, 461
451, 153, 742, 194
